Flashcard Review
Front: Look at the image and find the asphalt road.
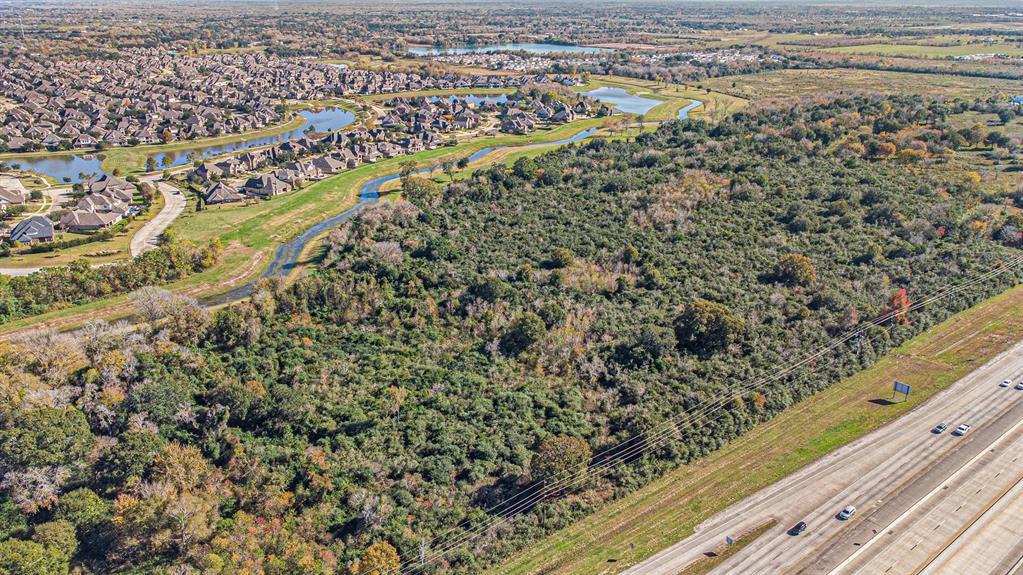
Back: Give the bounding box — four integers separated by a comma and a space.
624, 339, 1023, 575
129, 181, 186, 256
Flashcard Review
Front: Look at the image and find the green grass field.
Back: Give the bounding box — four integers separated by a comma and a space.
705, 68, 1023, 101
495, 283, 1023, 574
823, 42, 1023, 59
677, 520, 777, 575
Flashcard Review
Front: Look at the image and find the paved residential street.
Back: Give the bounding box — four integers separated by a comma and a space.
129, 181, 185, 257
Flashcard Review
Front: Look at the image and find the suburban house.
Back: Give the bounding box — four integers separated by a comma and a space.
242, 174, 292, 198
59, 210, 123, 232
59, 175, 138, 232
204, 182, 245, 204
8, 215, 54, 244
88, 175, 136, 199
0, 176, 28, 206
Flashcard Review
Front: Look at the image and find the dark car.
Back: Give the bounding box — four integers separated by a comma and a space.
932, 423, 948, 434
788, 521, 807, 536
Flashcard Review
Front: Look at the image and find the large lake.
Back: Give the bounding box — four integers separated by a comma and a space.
408, 43, 612, 55
7, 107, 355, 182
582, 87, 661, 115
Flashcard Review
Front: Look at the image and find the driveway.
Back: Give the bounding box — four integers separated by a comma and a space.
129, 182, 186, 257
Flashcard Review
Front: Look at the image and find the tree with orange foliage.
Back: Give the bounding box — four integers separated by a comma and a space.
887, 288, 912, 326
351, 541, 400, 575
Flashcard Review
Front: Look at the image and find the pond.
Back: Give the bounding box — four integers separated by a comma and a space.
408, 43, 612, 56
8, 107, 356, 183
581, 87, 661, 116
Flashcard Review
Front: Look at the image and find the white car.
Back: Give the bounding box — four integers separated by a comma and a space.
953, 424, 972, 436
837, 506, 856, 520
1016, 382, 1023, 391
1001, 379, 1012, 388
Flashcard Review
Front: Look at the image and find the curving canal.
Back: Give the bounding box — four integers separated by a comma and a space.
202, 98, 704, 306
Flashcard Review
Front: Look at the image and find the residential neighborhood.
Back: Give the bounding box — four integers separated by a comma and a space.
0, 49, 581, 153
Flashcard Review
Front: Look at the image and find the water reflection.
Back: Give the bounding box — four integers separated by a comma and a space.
9, 107, 355, 182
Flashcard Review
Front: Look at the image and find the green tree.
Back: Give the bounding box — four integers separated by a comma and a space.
95, 431, 166, 489
351, 541, 400, 575
0, 538, 69, 575
500, 312, 547, 356
31, 520, 78, 559
512, 156, 537, 179
674, 299, 744, 356
531, 435, 591, 483
55, 488, 111, 534
775, 253, 817, 286
0, 408, 93, 468
401, 176, 442, 208
548, 247, 575, 269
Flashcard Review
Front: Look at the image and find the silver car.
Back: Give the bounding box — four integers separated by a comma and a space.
838, 506, 856, 520
953, 424, 971, 436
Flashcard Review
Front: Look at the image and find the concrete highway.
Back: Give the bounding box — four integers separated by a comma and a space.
624, 339, 1023, 575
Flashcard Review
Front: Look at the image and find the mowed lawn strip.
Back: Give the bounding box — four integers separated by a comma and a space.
494, 283, 1023, 575
675, 520, 778, 575
573, 75, 747, 122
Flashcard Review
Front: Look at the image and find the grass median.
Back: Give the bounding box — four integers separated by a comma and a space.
495, 282, 1023, 575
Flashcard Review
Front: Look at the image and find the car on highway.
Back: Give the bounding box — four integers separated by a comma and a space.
837, 506, 856, 520
932, 423, 948, 434
1001, 379, 1012, 387
1016, 382, 1023, 391
788, 521, 807, 535
952, 424, 972, 436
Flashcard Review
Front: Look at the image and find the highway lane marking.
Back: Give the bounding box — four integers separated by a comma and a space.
730, 371, 1023, 575
621, 353, 1023, 575
828, 405, 1023, 575
914, 467, 1023, 574
775, 383, 1023, 575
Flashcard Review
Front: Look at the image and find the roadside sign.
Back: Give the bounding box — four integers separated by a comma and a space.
893, 380, 911, 401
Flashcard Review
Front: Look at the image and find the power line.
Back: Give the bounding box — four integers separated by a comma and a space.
393, 255, 1021, 575
350, 254, 1022, 575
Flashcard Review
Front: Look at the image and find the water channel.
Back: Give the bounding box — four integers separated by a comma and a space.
203, 96, 707, 305
7, 107, 356, 183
